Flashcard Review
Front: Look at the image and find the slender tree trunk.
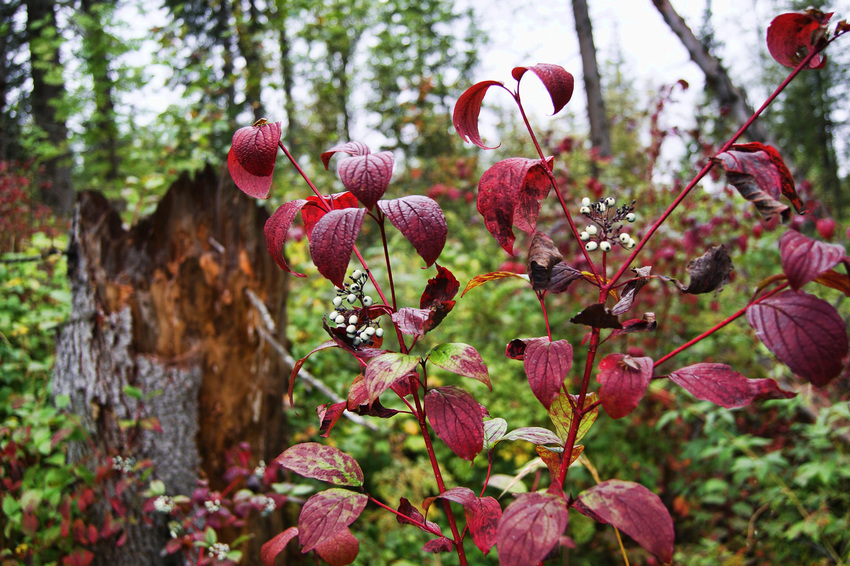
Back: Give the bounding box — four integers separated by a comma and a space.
24, 0, 74, 214
571, 0, 611, 159
235, 0, 265, 120
279, 12, 298, 149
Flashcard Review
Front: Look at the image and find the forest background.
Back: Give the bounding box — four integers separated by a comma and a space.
2, 0, 850, 564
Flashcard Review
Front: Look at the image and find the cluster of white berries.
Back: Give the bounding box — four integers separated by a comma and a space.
204, 498, 222, 513
578, 196, 638, 252
153, 495, 175, 514
112, 455, 135, 474
208, 542, 230, 561
253, 460, 266, 479
259, 495, 276, 516
326, 269, 384, 347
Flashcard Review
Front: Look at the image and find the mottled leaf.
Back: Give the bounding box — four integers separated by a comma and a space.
309, 208, 366, 287
524, 338, 573, 408
465, 496, 502, 555
317, 402, 347, 438
298, 489, 368, 553
265, 200, 308, 277
462, 271, 530, 297
378, 196, 447, 266
337, 152, 394, 209
453, 80, 509, 149
228, 121, 281, 198
548, 392, 598, 443
767, 10, 831, 69
427, 343, 490, 389
779, 230, 845, 290
315, 528, 359, 566
576, 480, 674, 564
596, 354, 654, 419
276, 443, 364, 487
668, 363, 796, 408
746, 290, 848, 386
425, 386, 485, 461
391, 308, 432, 337
261, 527, 298, 566
496, 492, 568, 566
422, 537, 453, 553
511, 64, 575, 115
547, 262, 583, 294
365, 353, 421, 404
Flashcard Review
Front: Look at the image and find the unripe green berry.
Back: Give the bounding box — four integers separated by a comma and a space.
586, 241, 598, 252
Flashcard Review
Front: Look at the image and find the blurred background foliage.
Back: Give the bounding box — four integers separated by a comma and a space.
2, 0, 850, 564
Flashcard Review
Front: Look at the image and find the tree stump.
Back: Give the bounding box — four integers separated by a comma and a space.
53, 165, 292, 564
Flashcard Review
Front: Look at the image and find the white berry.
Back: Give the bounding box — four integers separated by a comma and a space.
586, 225, 598, 235
619, 233, 630, 243
586, 241, 598, 252
332, 296, 342, 308
335, 315, 345, 325
375, 328, 384, 338
580, 206, 591, 214
581, 197, 591, 207
362, 296, 373, 307
605, 197, 615, 206
580, 231, 590, 241
347, 294, 357, 303
348, 315, 358, 325
626, 213, 636, 222
600, 241, 612, 252
352, 269, 362, 280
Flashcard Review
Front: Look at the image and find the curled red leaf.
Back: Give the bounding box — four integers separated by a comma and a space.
767, 10, 832, 69
228, 120, 282, 198
453, 80, 508, 149
511, 63, 575, 115
265, 200, 308, 277
321, 141, 371, 169
779, 230, 845, 290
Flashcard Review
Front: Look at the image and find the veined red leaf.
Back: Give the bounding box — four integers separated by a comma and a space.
298, 489, 368, 553
309, 208, 366, 287
779, 230, 845, 290
548, 392, 598, 443
427, 343, 490, 389
496, 492, 568, 566
265, 199, 308, 277
461, 271, 530, 297
261, 526, 298, 566
453, 80, 510, 149
596, 354, 654, 419
365, 353, 421, 404
477, 157, 554, 254
465, 496, 502, 555
315, 527, 359, 566
425, 386, 484, 461
337, 152, 394, 209
511, 64, 575, 115
397, 498, 442, 535
767, 10, 831, 69
276, 443, 363, 487
575, 480, 674, 564
746, 289, 848, 386
422, 537, 453, 553
321, 141, 371, 169
424, 487, 478, 512
378, 196, 447, 266
501, 426, 563, 446
302, 192, 360, 238
391, 308, 432, 337
668, 363, 796, 408
228, 121, 281, 198
524, 338, 573, 409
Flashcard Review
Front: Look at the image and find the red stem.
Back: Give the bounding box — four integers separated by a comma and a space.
368, 495, 443, 537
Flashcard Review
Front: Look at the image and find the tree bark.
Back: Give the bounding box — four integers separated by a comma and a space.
572, 0, 612, 158
650, 0, 772, 143
54, 165, 293, 564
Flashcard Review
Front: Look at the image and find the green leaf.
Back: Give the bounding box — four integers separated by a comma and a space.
364, 353, 420, 403
548, 392, 598, 443
427, 343, 490, 389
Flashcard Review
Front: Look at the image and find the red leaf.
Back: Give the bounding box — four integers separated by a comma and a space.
453, 80, 509, 149
596, 354, 654, 419
309, 208, 366, 287
713, 143, 802, 221
302, 192, 360, 238
276, 443, 364, 487
318, 402, 347, 438
262, 528, 299, 566
298, 489, 368, 553
265, 200, 308, 277
425, 386, 484, 461
421, 264, 460, 308
315, 527, 359, 566
746, 290, 848, 386
523, 338, 573, 409
465, 496, 502, 555
365, 353, 421, 404
337, 152, 394, 209
779, 230, 845, 290
477, 157, 554, 254
228, 121, 282, 198
767, 10, 831, 69
321, 141, 371, 169
576, 480, 674, 564
397, 498, 442, 535
511, 64, 575, 115
462, 271, 529, 297
422, 536, 453, 553
496, 492, 568, 566
391, 308, 432, 337
668, 363, 796, 408
378, 196, 447, 266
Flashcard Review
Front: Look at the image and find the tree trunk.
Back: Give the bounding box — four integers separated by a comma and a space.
650, 0, 772, 143
571, 0, 611, 159
24, 0, 74, 214
53, 165, 293, 564
235, 0, 266, 121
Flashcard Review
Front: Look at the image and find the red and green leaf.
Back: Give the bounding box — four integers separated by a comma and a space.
427, 343, 490, 389
365, 353, 421, 404
548, 391, 598, 443
668, 363, 796, 408
297, 489, 368, 553
276, 443, 364, 487
596, 354, 654, 419
425, 385, 485, 461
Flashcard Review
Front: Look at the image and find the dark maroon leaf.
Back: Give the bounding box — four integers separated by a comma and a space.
477, 157, 554, 254
746, 289, 848, 386
570, 303, 622, 329
523, 338, 573, 409
397, 498, 442, 535
547, 262, 583, 294
315, 528, 359, 566
317, 402, 347, 438
713, 143, 802, 221
298, 489, 368, 553
365, 353, 421, 404
337, 152, 394, 210
421, 264, 460, 308
309, 208, 366, 287
576, 480, 674, 564
422, 537, 453, 553
505, 338, 529, 360
668, 363, 796, 408
265, 200, 308, 277
276, 443, 363, 487
527, 232, 563, 291
596, 354, 654, 419
228, 120, 281, 198
511, 64, 575, 115
453, 80, 510, 149
302, 192, 360, 238
465, 496, 502, 555
767, 10, 831, 69
611, 267, 652, 315
779, 230, 845, 290
321, 141, 371, 169
496, 492, 568, 566
608, 313, 657, 338
678, 245, 733, 294
425, 386, 484, 461
378, 196, 447, 266
261, 527, 298, 566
